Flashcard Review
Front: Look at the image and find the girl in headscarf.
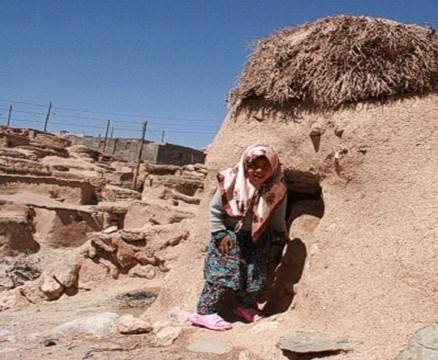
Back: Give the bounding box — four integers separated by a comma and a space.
189, 144, 288, 331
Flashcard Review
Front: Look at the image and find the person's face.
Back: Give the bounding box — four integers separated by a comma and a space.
246, 156, 273, 187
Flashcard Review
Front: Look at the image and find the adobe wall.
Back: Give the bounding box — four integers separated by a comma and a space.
155, 143, 206, 166
0, 127, 71, 149
67, 135, 205, 165
0, 175, 97, 205
154, 93, 438, 359
211, 94, 438, 355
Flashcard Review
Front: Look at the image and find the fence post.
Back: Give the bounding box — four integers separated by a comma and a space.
112, 138, 118, 155
7, 105, 12, 127
102, 120, 111, 154
133, 121, 148, 190
43, 102, 52, 132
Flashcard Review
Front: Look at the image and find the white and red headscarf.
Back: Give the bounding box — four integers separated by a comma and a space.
217, 144, 287, 241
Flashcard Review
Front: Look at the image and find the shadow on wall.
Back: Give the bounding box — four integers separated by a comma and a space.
260, 171, 325, 316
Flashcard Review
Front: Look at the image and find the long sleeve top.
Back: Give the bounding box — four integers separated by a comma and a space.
209, 188, 287, 234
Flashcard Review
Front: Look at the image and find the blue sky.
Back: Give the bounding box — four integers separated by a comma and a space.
1, 1, 437, 149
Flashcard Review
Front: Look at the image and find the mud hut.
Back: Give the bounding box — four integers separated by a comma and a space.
151, 15, 438, 359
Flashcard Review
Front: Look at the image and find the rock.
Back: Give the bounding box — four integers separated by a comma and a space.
50, 261, 80, 288
168, 305, 191, 325
40, 274, 64, 300
0, 274, 15, 289
118, 229, 145, 243
0, 288, 29, 311
17, 279, 46, 304
114, 240, 137, 268
102, 225, 118, 234
49, 312, 119, 337
396, 324, 438, 360
277, 332, 354, 355
77, 257, 112, 286
117, 314, 153, 334
153, 326, 182, 347
150, 319, 172, 334
128, 264, 156, 279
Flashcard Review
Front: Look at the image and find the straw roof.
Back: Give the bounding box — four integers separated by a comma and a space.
228, 15, 438, 109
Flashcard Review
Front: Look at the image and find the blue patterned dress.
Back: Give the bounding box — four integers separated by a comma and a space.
196, 190, 286, 315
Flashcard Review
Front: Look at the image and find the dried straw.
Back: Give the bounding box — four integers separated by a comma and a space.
228, 15, 438, 109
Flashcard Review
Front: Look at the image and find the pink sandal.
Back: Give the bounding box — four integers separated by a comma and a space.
233, 307, 265, 322
189, 313, 232, 331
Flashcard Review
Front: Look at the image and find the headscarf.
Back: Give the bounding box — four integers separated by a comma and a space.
217, 144, 287, 241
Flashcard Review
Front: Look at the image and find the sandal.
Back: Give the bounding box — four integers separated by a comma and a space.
233, 307, 265, 322
189, 313, 232, 331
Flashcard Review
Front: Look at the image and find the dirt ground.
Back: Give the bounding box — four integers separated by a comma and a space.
0, 275, 250, 360
2, 93, 438, 360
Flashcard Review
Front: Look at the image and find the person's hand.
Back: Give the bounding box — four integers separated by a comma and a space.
218, 235, 233, 255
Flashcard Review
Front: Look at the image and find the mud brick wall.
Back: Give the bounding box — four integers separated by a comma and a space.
67, 136, 205, 166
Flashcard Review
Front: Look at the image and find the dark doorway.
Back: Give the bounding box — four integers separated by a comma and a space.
260, 170, 324, 315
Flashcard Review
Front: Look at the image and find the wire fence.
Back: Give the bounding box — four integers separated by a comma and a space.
0, 98, 221, 145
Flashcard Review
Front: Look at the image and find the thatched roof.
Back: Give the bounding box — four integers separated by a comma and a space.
228, 15, 438, 109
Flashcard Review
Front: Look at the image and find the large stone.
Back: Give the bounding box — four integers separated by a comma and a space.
153, 326, 182, 347
40, 274, 64, 300
49, 312, 120, 337
277, 332, 354, 355
117, 314, 153, 334
50, 261, 81, 288
396, 324, 438, 360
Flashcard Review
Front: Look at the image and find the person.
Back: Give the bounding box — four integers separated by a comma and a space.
189, 144, 288, 331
